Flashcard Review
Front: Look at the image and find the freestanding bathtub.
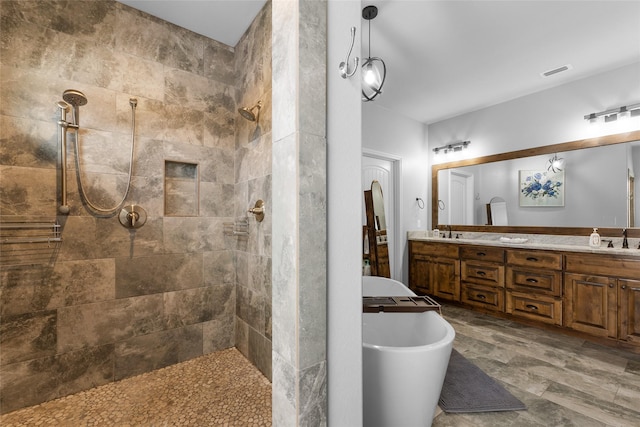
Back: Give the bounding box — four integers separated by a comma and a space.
362, 276, 455, 427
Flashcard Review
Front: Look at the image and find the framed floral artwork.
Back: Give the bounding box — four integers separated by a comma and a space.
519, 170, 564, 207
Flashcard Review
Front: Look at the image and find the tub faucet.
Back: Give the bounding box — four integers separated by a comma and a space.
623, 228, 629, 249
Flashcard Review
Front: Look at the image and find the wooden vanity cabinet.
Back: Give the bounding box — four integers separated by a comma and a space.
408, 239, 640, 350
460, 246, 505, 311
506, 249, 563, 326
565, 254, 640, 344
408, 241, 460, 301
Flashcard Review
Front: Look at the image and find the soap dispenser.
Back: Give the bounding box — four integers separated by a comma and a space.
589, 228, 601, 248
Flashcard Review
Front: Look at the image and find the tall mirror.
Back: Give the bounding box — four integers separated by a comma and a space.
371, 181, 387, 230
364, 180, 390, 277
432, 131, 640, 235
487, 197, 508, 226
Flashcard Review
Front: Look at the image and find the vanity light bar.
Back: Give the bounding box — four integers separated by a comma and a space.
433, 140, 470, 154
584, 102, 640, 123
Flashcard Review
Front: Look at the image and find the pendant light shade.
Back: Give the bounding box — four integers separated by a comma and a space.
362, 6, 386, 102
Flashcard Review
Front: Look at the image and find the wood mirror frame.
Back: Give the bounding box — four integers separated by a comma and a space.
432, 130, 640, 238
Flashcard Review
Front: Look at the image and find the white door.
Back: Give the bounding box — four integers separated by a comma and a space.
362, 156, 395, 277
449, 170, 474, 225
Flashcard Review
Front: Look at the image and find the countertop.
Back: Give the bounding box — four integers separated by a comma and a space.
407, 231, 640, 258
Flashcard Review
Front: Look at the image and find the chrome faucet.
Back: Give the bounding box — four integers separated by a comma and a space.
623, 228, 629, 249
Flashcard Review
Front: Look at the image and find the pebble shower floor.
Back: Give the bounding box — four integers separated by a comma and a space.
0, 348, 272, 426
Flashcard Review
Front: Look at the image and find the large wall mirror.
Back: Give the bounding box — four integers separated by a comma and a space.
432, 130, 640, 236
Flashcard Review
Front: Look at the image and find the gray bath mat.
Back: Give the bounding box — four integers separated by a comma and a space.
439, 349, 526, 413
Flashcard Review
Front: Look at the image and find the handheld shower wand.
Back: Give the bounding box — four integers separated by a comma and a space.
62, 89, 87, 126
56, 90, 138, 217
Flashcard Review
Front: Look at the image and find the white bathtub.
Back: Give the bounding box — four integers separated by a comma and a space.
362, 276, 455, 427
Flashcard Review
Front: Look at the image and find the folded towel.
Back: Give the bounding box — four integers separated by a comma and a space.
499, 237, 528, 244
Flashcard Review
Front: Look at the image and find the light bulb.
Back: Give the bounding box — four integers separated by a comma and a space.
364, 65, 376, 85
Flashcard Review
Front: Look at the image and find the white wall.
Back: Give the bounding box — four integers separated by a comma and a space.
362, 103, 429, 283
429, 62, 640, 227
327, 1, 363, 425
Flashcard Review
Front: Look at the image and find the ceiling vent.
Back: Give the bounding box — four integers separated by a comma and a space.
541, 64, 573, 78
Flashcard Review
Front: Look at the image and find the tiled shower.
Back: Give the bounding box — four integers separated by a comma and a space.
0, 0, 272, 414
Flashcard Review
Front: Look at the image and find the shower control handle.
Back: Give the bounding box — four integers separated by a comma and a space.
128, 211, 139, 227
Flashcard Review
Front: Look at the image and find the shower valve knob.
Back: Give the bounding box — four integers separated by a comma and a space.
248, 200, 265, 222
119, 205, 147, 229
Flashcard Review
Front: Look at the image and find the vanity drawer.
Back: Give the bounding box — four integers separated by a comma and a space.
506, 291, 562, 326
507, 249, 563, 270
410, 241, 459, 259
506, 267, 562, 297
460, 246, 505, 263
461, 260, 505, 287
461, 283, 504, 311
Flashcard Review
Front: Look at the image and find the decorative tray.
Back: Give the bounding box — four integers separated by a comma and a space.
363, 295, 441, 313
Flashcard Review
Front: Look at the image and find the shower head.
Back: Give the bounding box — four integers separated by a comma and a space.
62, 89, 87, 126
62, 89, 87, 107
238, 101, 262, 122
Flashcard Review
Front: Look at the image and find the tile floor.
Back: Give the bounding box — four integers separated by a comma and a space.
2, 307, 640, 426
0, 348, 271, 426
434, 306, 640, 427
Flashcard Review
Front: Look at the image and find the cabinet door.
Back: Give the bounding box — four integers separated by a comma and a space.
619, 279, 640, 344
564, 273, 617, 338
431, 257, 460, 302
409, 255, 432, 295
408, 255, 460, 301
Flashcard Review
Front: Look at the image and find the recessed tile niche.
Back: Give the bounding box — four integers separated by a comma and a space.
164, 161, 199, 216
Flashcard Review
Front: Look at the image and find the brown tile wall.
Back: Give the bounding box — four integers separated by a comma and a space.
233, 3, 273, 381
0, 0, 272, 414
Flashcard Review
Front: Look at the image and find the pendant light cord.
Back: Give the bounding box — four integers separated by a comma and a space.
368, 17, 371, 59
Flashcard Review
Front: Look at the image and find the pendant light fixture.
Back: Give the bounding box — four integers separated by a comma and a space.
547, 153, 565, 173
362, 5, 386, 102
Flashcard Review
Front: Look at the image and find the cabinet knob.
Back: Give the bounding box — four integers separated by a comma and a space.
526, 257, 538, 262
477, 294, 487, 300
525, 278, 539, 283
477, 252, 486, 256
525, 304, 539, 311
477, 270, 487, 277
609, 284, 614, 288
621, 285, 627, 290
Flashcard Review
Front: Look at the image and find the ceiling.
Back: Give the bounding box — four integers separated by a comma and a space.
119, 1, 640, 125
118, 0, 267, 47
